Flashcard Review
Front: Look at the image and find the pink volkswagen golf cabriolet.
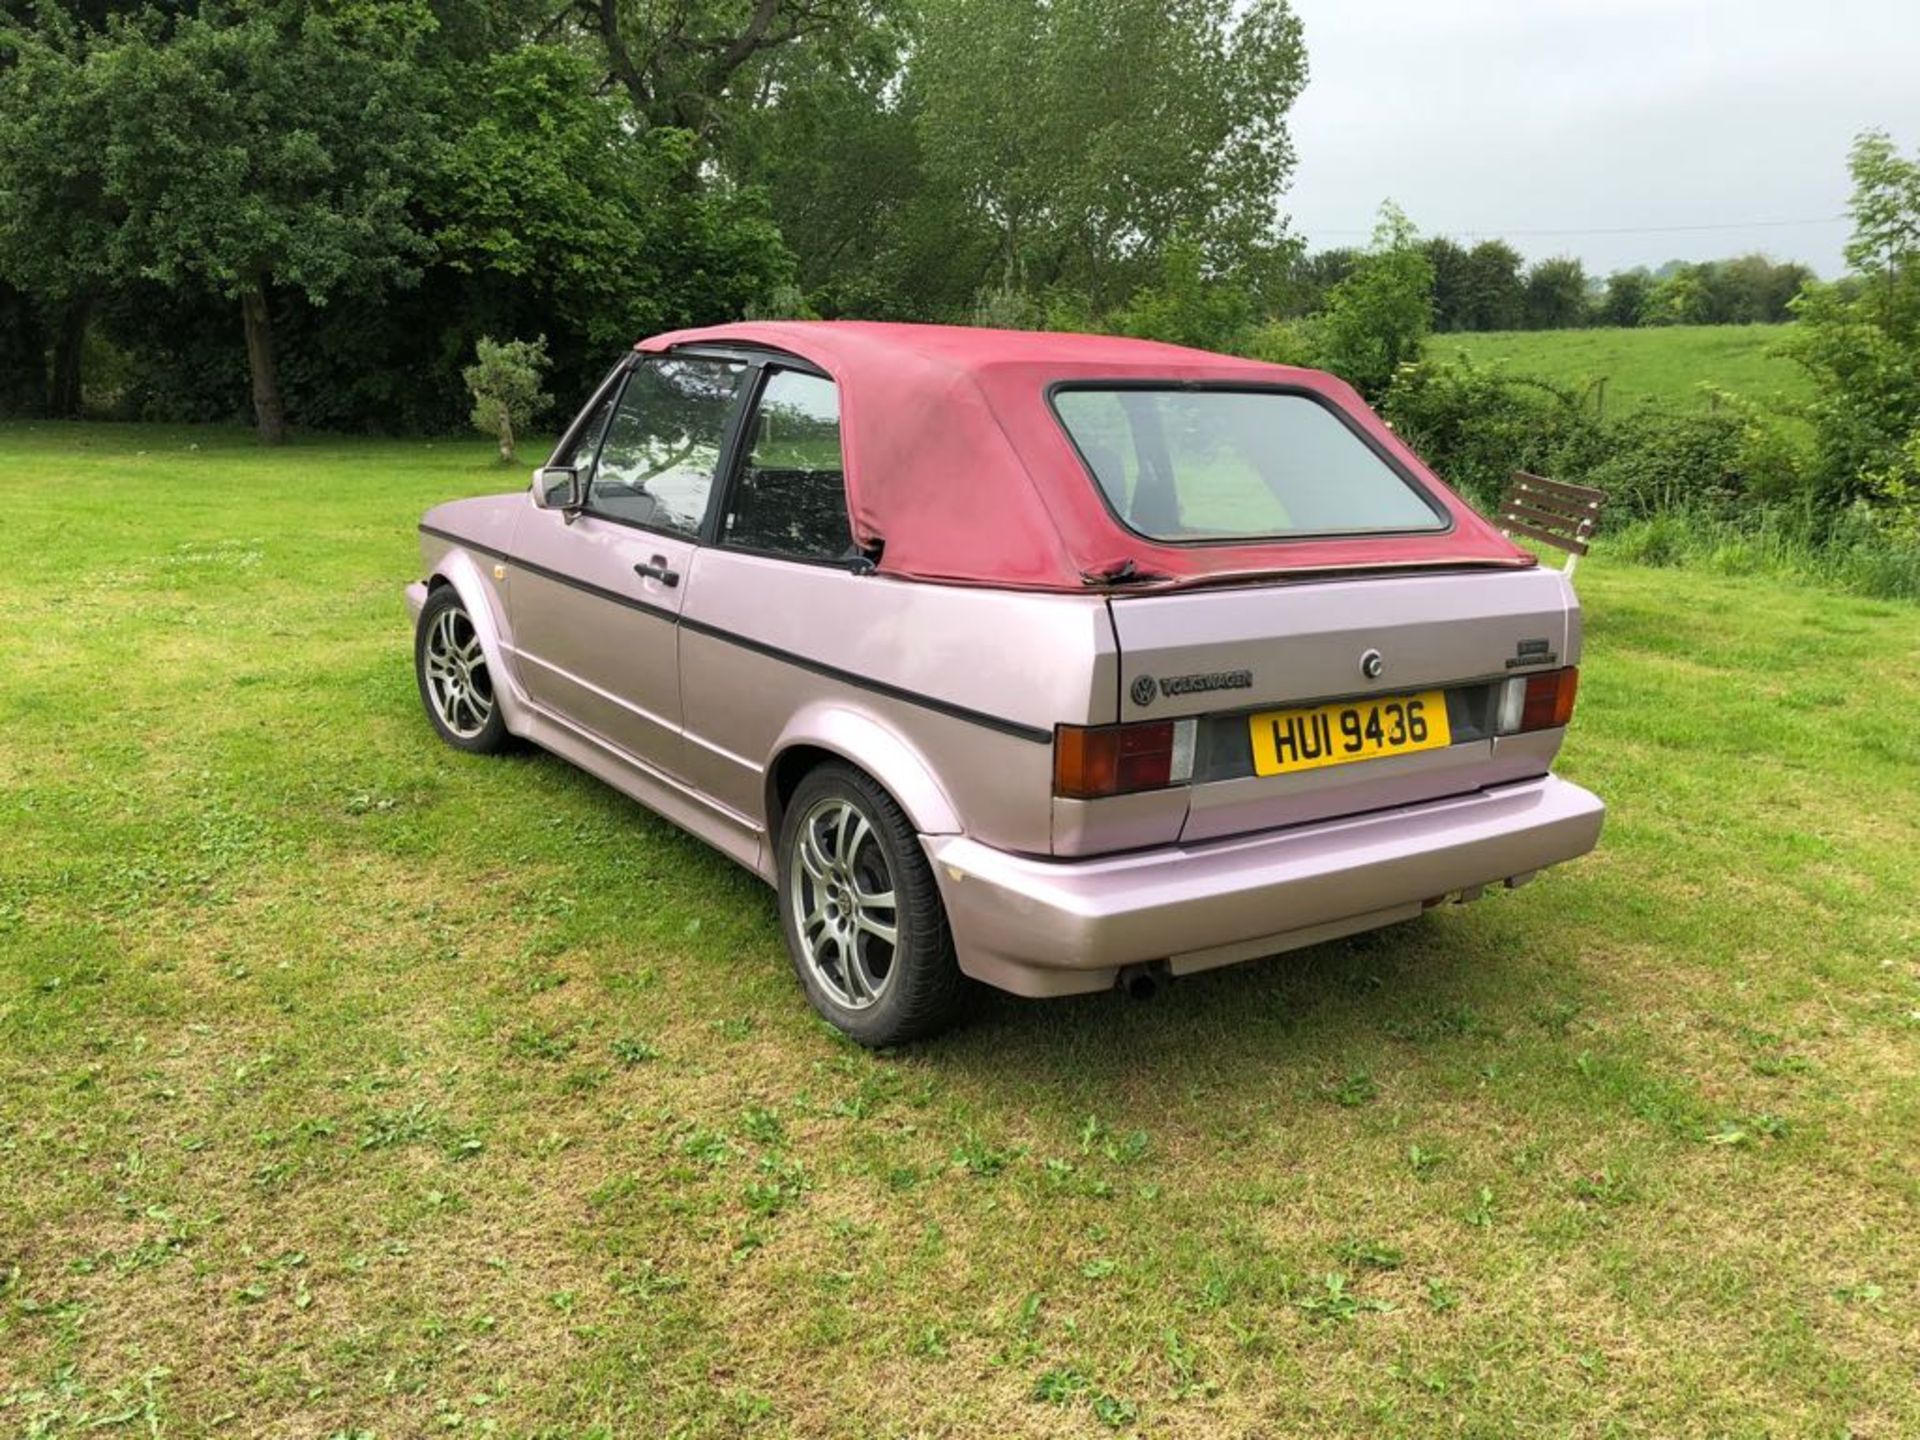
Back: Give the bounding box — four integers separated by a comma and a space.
407, 322, 1603, 1044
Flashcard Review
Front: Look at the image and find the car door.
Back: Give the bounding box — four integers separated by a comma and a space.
678, 365, 861, 820
510, 354, 749, 776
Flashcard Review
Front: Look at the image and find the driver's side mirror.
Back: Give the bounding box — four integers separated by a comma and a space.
531, 465, 581, 511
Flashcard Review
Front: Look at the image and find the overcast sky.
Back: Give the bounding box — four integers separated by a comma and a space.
1281, 0, 1920, 276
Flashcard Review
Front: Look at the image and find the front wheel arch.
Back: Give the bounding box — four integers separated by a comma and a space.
419, 551, 526, 736
415, 584, 513, 754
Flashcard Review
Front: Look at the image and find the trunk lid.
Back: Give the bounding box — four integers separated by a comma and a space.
1108, 568, 1580, 843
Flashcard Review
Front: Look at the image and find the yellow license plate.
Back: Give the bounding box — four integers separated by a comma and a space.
1249, 691, 1451, 777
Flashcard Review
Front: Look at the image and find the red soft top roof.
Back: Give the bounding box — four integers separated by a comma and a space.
636, 320, 1531, 591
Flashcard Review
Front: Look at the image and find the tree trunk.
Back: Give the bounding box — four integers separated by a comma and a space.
49, 296, 91, 418
498, 412, 515, 464
241, 285, 288, 445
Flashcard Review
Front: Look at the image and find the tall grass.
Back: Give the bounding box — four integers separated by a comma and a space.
1605, 503, 1920, 601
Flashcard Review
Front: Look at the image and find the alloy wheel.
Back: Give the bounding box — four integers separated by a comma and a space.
787, 796, 900, 1010
422, 604, 494, 739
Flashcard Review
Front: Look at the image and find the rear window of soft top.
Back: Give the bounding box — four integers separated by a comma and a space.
1051, 386, 1448, 543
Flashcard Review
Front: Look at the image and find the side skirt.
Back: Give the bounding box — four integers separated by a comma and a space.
514, 701, 769, 882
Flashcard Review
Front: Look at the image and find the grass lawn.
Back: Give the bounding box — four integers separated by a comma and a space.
1440, 325, 1811, 413
2, 422, 1917, 1438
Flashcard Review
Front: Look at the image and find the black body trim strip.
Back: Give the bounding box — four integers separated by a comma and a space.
422, 524, 508, 561
420, 525, 679, 623
674, 613, 1051, 743
418, 525, 1052, 745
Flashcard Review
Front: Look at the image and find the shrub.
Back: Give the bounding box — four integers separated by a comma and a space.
464, 335, 551, 463
1378, 356, 1600, 509
1582, 407, 1750, 522
1382, 356, 1825, 528
1105, 239, 1256, 353
1241, 318, 1317, 368
1239, 205, 1432, 400
1862, 430, 1920, 544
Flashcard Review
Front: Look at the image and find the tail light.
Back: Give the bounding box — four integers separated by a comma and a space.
1495, 667, 1578, 735
1054, 718, 1197, 799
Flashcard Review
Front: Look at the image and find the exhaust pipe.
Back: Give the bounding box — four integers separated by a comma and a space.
1116, 963, 1165, 1002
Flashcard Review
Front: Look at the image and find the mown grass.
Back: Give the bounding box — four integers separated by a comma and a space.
2, 422, 1916, 1438
1441, 325, 1810, 412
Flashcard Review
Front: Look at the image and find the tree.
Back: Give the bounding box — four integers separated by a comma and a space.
717, 18, 979, 319
1761, 259, 1815, 322
1785, 130, 1920, 505
1642, 255, 1816, 326
1424, 236, 1473, 332
1715, 253, 1812, 323
555, 0, 879, 140
1597, 269, 1653, 327
1522, 256, 1589, 329
465, 336, 552, 463
1273, 246, 1361, 320
1644, 264, 1710, 325
908, 0, 1306, 308
85, 2, 437, 442
1455, 240, 1526, 331
1843, 128, 1920, 331
431, 46, 792, 353
1282, 204, 1432, 399
1, 0, 797, 433
0, 17, 121, 414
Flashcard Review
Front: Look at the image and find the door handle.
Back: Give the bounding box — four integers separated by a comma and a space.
634, 556, 680, 587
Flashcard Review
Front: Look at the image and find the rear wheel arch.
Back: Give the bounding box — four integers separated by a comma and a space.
767, 744, 838, 840
763, 715, 961, 842
775, 759, 969, 1045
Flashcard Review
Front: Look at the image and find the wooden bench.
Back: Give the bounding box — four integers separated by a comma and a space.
1499, 471, 1606, 577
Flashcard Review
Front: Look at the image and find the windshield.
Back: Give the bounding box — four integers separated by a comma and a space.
1052, 387, 1447, 543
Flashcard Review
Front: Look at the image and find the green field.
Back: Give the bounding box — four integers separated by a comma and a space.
1441, 324, 1810, 412
3, 424, 1917, 1436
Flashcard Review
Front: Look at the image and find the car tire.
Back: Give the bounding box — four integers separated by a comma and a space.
777, 762, 969, 1046
415, 586, 512, 755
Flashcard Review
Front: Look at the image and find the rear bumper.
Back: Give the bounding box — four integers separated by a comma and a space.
926, 774, 1603, 998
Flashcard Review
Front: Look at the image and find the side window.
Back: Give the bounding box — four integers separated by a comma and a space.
719, 371, 852, 562
587, 357, 746, 536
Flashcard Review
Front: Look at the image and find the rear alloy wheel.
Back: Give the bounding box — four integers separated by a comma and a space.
778, 764, 967, 1045
415, 587, 510, 754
